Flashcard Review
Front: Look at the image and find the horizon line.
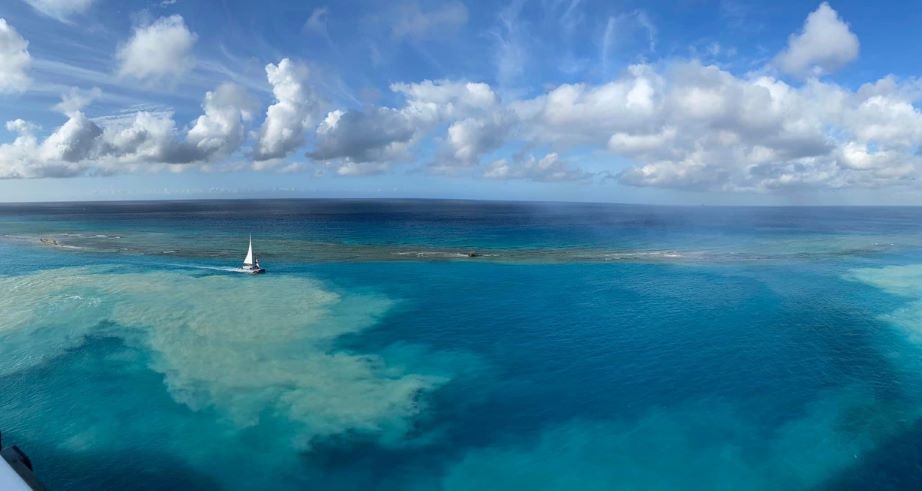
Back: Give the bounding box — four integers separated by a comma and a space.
1, 196, 921, 208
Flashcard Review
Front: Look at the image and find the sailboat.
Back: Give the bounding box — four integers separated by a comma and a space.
242, 235, 266, 274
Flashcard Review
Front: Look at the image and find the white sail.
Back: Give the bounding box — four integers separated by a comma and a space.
243, 236, 254, 265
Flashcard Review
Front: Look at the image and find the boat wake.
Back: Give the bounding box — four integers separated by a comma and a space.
166, 238, 266, 274
167, 264, 255, 274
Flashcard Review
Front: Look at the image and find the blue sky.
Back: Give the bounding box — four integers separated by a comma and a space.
1, 0, 922, 204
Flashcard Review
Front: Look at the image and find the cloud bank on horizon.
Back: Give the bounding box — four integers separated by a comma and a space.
0, 0, 921, 198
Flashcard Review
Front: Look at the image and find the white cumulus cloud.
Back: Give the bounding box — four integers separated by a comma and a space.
187, 83, 258, 160
774, 2, 859, 78
484, 152, 591, 182
40, 112, 102, 162
434, 112, 514, 171
311, 108, 418, 166
2, 1, 921, 194
311, 80, 506, 175
499, 57, 922, 191
0, 83, 255, 178
253, 58, 317, 161
0, 19, 31, 93
116, 15, 197, 83
53, 86, 102, 115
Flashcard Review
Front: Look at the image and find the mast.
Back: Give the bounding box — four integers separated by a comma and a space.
244, 235, 254, 265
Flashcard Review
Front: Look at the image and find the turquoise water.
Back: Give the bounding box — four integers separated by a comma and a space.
2, 200, 922, 489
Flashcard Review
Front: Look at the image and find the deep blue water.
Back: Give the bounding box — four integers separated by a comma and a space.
2, 200, 922, 490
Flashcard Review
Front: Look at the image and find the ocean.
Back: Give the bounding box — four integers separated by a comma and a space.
2, 199, 922, 490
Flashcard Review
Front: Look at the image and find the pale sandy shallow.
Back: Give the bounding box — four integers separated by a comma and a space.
0, 266, 457, 448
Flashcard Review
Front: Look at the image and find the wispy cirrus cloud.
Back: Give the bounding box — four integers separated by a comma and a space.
391, 1, 468, 41
23, 0, 96, 23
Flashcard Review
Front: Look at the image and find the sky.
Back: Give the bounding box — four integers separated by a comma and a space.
1, 0, 922, 204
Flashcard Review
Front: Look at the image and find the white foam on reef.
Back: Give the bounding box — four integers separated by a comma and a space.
422, 386, 903, 491
0, 266, 448, 447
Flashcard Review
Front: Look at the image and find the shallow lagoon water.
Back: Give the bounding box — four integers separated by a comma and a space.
2, 200, 922, 489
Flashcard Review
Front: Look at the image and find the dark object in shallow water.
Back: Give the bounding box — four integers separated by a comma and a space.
467, 251, 482, 258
